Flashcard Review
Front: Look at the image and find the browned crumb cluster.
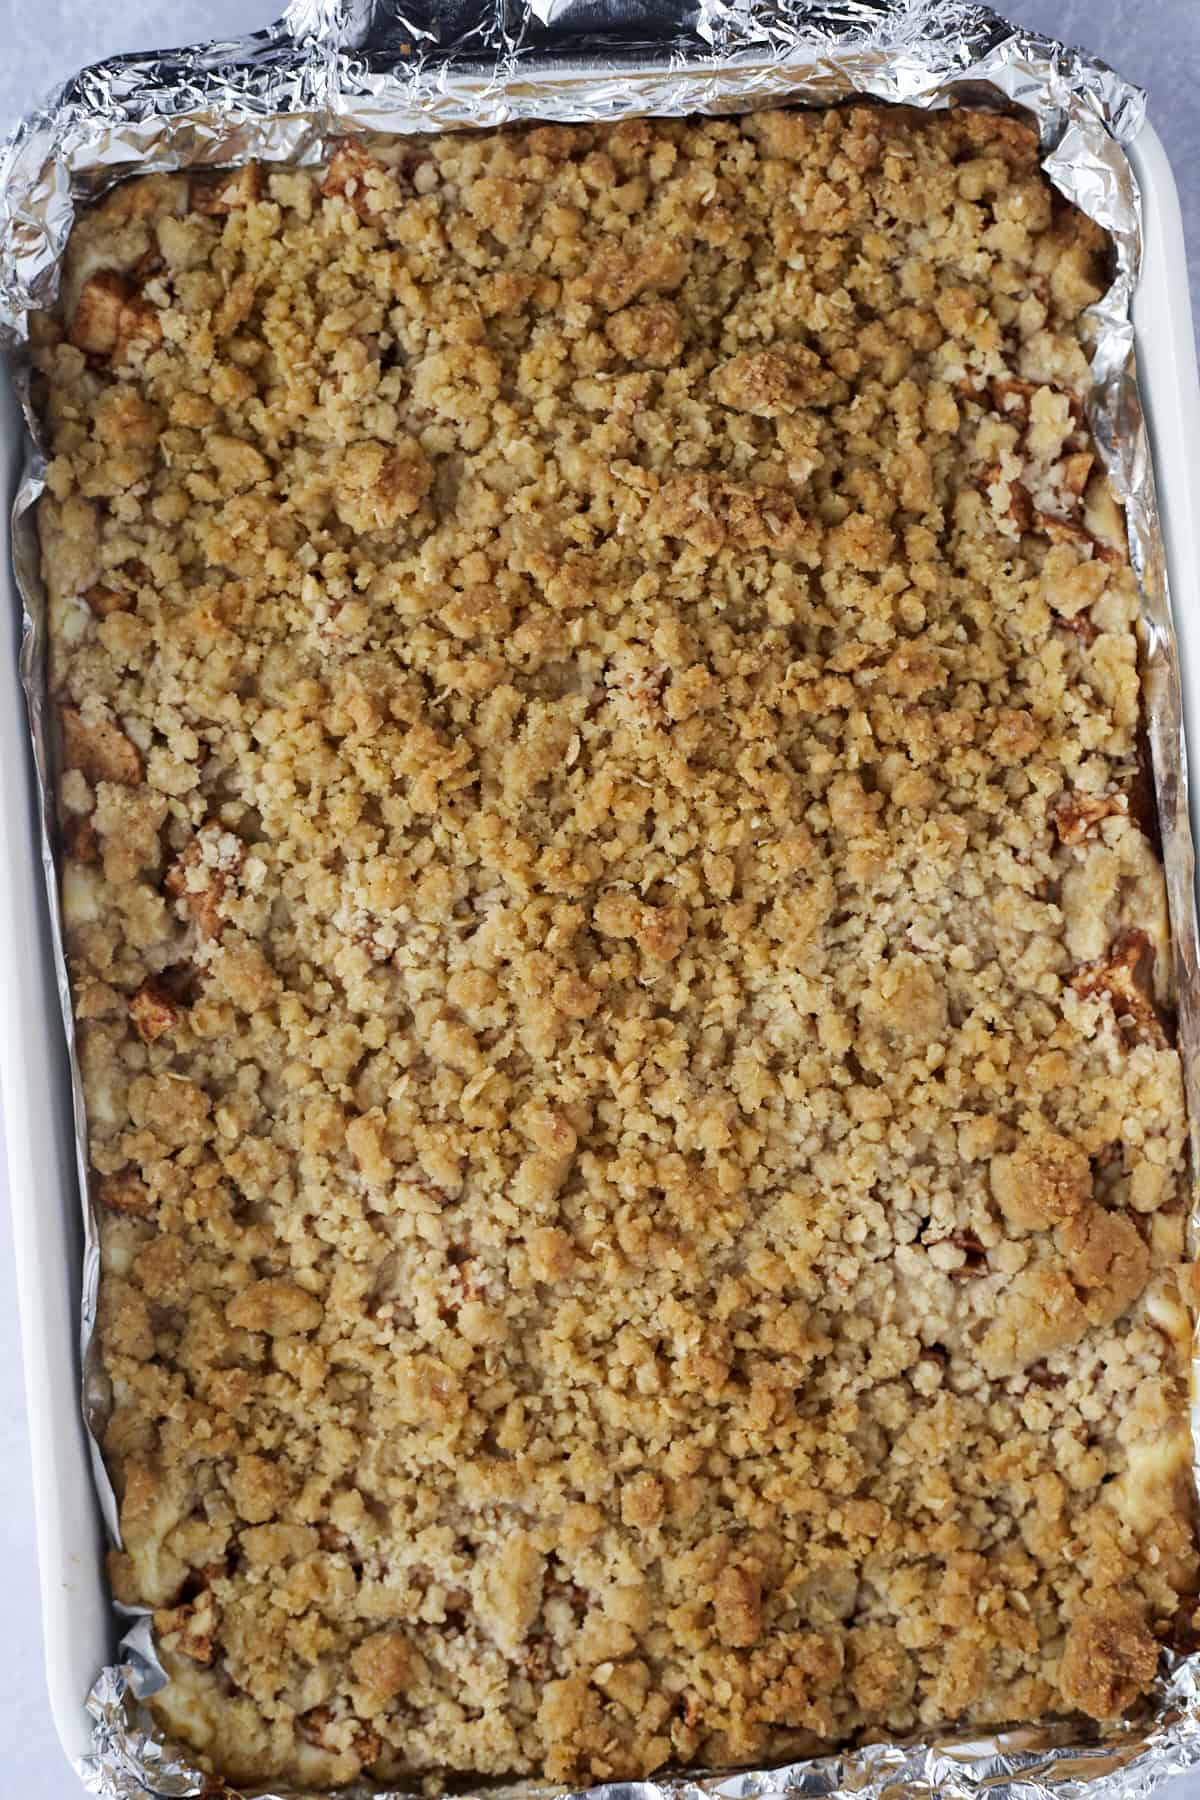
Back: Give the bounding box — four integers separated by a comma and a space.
34, 105, 1196, 1789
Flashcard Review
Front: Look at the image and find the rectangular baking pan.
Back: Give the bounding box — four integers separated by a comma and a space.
2, 114, 1199, 1786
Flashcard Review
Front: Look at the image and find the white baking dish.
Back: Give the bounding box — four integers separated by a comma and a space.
2, 118, 1198, 1783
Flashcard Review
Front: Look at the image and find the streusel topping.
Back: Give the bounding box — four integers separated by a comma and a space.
35, 105, 1195, 1788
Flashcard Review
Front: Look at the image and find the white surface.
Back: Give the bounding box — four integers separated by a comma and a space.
0, 3, 1198, 1797
0, 360, 110, 1792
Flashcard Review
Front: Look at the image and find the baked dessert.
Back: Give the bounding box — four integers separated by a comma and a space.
32, 105, 1196, 1788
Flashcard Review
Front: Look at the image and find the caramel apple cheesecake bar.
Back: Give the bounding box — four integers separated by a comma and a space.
33, 105, 1195, 1787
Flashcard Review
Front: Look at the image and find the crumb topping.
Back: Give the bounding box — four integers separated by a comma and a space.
35, 104, 1194, 1789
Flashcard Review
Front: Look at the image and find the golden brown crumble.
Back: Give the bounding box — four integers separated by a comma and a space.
34, 104, 1195, 1788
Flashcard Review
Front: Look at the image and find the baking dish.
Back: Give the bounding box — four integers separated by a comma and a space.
2, 106, 1199, 1788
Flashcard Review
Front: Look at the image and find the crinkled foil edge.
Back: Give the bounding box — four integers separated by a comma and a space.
2, 1, 1199, 1797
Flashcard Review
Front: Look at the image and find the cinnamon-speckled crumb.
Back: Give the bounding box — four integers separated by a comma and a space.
35, 104, 1194, 1789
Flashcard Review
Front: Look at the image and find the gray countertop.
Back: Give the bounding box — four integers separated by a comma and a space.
0, 2, 1197, 1795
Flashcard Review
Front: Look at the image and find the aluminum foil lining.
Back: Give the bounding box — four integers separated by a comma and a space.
3, 0, 1199, 1796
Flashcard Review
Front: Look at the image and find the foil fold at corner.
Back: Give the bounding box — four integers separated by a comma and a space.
3, 2, 1200, 1798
